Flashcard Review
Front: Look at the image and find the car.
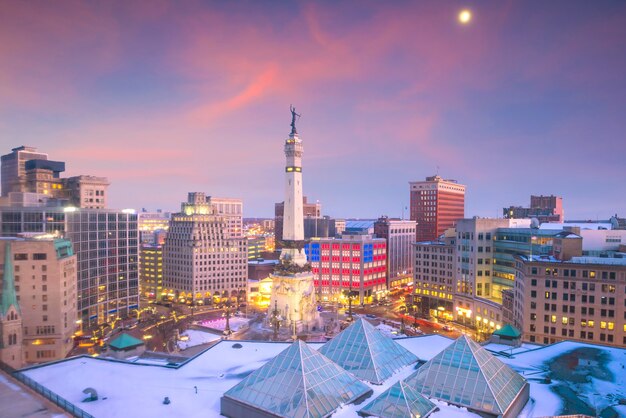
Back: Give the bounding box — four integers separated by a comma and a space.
442, 325, 452, 332
365, 314, 377, 319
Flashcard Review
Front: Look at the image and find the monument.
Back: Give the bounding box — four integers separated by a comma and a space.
269, 106, 320, 334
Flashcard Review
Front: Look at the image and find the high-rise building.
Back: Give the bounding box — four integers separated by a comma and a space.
1, 146, 109, 209
0, 236, 77, 366
410, 175, 465, 242
306, 231, 387, 305
63, 175, 109, 209
503, 194, 564, 223
138, 211, 171, 244
413, 229, 455, 319
1, 146, 49, 196
139, 244, 163, 300
163, 193, 247, 305
208, 197, 243, 239
0, 207, 139, 328
374, 216, 416, 288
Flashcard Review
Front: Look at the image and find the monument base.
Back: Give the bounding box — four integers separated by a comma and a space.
270, 272, 321, 333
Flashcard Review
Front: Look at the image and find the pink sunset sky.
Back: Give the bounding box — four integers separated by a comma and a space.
1, 1, 625, 219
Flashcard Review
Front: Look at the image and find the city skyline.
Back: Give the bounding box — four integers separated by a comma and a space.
1, 1, 625, 219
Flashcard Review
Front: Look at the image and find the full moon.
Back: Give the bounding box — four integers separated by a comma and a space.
458, 10, 472, 24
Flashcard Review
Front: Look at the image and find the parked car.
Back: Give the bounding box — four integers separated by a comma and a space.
365, 314, 377, 319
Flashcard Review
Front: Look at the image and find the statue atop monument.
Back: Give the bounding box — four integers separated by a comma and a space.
290, 105, 301, 135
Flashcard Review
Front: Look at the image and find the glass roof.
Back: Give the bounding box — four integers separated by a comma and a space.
319, 318, 418, 384
404, 335, 527, 415
223, 340, 371, 418
360, 380, 437, 418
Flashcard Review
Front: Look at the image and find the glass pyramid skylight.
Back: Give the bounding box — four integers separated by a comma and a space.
359, 380, 437, 418
404, 335, 528, 416
222, 340, 372, 418
319, 318, 418, 384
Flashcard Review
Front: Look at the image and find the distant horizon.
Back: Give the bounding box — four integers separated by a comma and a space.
2, 1, 624, 220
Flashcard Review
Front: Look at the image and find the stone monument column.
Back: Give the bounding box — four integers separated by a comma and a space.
269, 106, 320, 334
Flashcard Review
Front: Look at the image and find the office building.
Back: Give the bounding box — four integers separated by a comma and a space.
139, 244, 163, 300
63, 175, 109, 209
208, 197, 243, 239
513, 255, 626, 347
409, 175, 465, 242
137, 211, 170, 244
0, 206, 139, 328
1, 146, 49, 196
374, 216, 416, 288
247, 236, 265, 260
503, 194, 564, 223
1, 146, 110, 209
0, 237, 77, 366
305, 231, 387, 304
163, 193, 247, 304
414, 229, 455, 319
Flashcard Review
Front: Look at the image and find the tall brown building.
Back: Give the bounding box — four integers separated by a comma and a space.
410, 175, 465, 242
503, 194, 564, 223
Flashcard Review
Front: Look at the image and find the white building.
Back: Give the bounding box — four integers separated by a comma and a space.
163, 193, 247, 304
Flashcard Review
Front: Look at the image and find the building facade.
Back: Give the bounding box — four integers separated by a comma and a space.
139, 244, 163, 300
63, 175, 109, 209
374, 217, 416, 288
138, 211, 170, 244
0, 206, 139, 328
163, 193, 247, 304
209, 197, 243, 239
414, 231, 455, 319
305, 232, 387, 305
1, 146, 109, 209
514, 256, 626, 347
504, 194, 564, 223
0, 237, 77, 366
409, 175, 465, 242
1, 146, 49, 196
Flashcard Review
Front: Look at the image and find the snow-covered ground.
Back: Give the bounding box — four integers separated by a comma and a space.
375, 322, 404, 338
197, 317, 250, 332
177, 329, 221, 350
19, 336, 626, 418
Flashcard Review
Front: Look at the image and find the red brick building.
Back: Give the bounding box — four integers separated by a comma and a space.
410, 175, 465, 242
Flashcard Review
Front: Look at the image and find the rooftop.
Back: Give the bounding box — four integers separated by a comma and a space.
17, 336, 626, 418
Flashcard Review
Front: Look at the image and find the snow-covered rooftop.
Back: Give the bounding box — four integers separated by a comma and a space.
19, 336, 626, 418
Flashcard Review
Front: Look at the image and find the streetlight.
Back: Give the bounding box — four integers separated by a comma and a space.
270, 300, 282, 340
223, 300, 232, 337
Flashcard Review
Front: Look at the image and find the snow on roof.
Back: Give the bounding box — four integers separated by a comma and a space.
18, 337, 626, 418
539, 222, 613, 230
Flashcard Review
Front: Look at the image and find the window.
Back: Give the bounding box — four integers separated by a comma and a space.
14, 253, 28, 260
33, 253, 47, 260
